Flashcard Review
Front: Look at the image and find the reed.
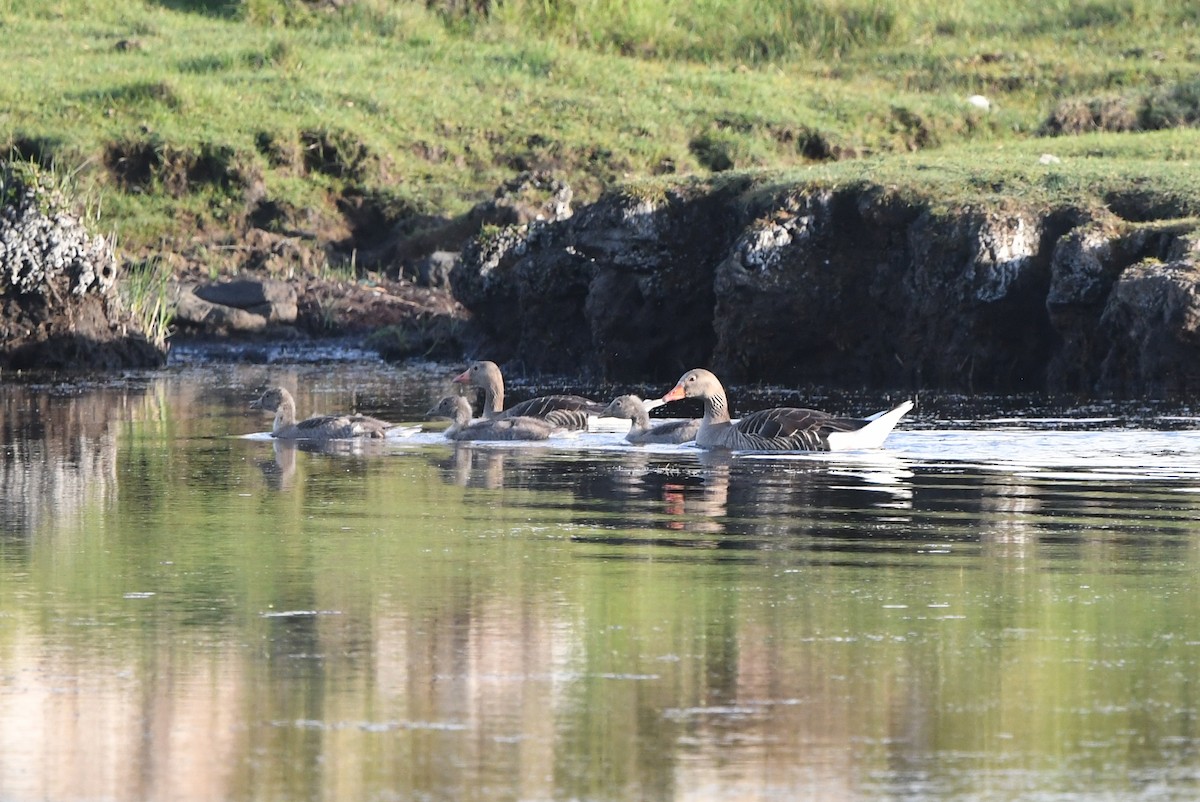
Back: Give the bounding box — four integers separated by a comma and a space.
122, 256, 174, 350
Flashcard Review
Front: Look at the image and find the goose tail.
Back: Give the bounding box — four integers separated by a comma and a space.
826, 400, 914, 451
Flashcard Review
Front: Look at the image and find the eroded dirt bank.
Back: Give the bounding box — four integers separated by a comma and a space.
452, 175, 1200, 397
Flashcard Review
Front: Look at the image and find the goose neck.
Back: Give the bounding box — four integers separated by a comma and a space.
273, 395, 298, 434
481, 380, 504, 417
704, 392, 731, 425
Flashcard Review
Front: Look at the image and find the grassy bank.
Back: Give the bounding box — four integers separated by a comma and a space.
2, 0, 1200, 266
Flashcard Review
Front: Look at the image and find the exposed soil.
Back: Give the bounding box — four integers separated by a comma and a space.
160, 218, 473, 363
292, 272, 466, 337
155, 170, 578, 358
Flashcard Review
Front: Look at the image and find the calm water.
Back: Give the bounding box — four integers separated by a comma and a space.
4, 352, 1200, 801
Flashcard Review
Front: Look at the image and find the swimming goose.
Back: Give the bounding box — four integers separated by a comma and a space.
250, 387, 393, 440
660, 368, 913, 452
453, 360, 606, 430
601, 394, 700, 445
426, 395, 560, 441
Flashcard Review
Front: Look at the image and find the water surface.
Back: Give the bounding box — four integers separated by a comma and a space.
2, 356, 1200, 801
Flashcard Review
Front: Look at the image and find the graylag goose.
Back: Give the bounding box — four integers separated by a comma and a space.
426, 395, 560, 441
453, 360, 606, 430
660, 368, 913, 452
250, 387, 393, 440
601, 395, 700, 445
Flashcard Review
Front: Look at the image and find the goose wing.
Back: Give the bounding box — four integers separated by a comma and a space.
504, 394, 605, 419
640, 418, 700, 444
502, 395, 606, 430
294, 414, 346, 432
345, 416, 392, 438
457, 416, 555, 441
294, 414, 390, 439
734, 407, 869, 450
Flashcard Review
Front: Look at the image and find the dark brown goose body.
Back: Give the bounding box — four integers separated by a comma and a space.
426, 395, 559, 441
601, 395, 700, 445
661, 369, 913, 452
251, 387, 392, 440
453, 361, 605, 430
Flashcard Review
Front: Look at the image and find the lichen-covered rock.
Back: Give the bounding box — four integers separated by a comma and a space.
485, 170, 574, 225
1043, 216, 1128, 392
711, 189, 849, 382
1042, 218, 1200, 393
452, 221, 595, 373
900, 207, 1055, 390
965, 210, 1042, 303
0, 164, 165, 370
0, 180, 117, 297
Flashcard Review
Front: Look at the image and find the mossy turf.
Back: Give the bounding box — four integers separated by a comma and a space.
3, 0, 1200, 256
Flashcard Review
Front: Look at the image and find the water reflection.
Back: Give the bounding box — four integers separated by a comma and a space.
0, 382, 146, 544
4, 368, 1200, 801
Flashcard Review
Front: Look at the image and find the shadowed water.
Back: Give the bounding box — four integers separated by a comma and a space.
3, 356, 1200, 801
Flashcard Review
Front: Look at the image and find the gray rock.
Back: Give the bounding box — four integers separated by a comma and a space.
415, 251, 459, 289
486, 170, 573, 225
190, 278, 297, 324
454, 181, 739, 378
174, 286, 269, 332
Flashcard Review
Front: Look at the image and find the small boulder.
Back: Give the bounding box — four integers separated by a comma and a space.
174, 286, 267, 332
414, 251, 458, 289
193, 278, 298, 323
174, 277, 298, 334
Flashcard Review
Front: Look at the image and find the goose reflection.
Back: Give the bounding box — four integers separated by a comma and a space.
662, 454, 729, 535
256, 438, 386, 492
574, 449, 919, 549
567, 451, 735, 543
419, 434, 920, 550
258, 440, 297, 491
432, 444, 509, 490
575, 451, 732, 537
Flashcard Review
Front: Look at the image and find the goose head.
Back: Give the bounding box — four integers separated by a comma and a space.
453, 361, 503, 393
661, 368, 722, 403
251, 387, 293, 412
426, 395, 473, 425
600, 394, 646, 421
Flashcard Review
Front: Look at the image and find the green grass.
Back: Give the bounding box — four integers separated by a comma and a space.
122, 255, 175, 349
2, 0, 1200, 258
760, 129, 1200, 212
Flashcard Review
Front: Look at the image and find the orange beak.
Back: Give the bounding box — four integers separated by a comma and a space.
660, 384, 686, 403
453, 368, 470, 384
